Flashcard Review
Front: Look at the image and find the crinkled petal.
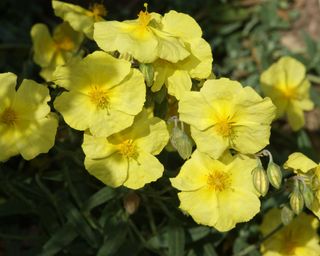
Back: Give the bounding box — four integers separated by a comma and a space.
281, 56, 306, 87
0, 124, 19, 162
287, 101, 305, 131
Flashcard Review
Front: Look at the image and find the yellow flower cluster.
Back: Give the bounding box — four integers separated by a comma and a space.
2, 0, 317, 235
260, 209, 320, 256
0, 73, 58, 161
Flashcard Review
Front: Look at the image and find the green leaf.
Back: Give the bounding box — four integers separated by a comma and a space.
39, 222, 78, 256
97, 225, 128, 256
203, 243, 218, 256
82, 186, 115, 212
168, 225, 185, 256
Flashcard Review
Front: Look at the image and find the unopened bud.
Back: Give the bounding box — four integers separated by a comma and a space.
289, 189, 304, 215
170, 126, 192, 160
123, 192, 140, 215
252, 165, 269, 196
302, 185, 314, 209
267, 162, 282, 189
281, 205, 294, 225
139, 63, 154, 87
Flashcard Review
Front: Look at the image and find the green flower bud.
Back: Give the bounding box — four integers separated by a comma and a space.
281, 205, 294, 225
302, 185, 314, 209
139, 63, 154, 87
170, 126, 192, 160
267, 162, 282, 189
252, 165, 269, 196
289, 189, 304, 215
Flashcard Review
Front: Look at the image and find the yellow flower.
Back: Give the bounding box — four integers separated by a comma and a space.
82, 109, 169, 189
178, 78, 276, 159
260, 56, 314, 131
31, 22, 83, 81
0, 73, 58, 162
151, 11, 213, 99
54, 51, 146, 137
170, 150, 260, 231
52, 0, 106, 39
284, 152, 320, 219
260, 208, 320, 256
93, 5, 189, 63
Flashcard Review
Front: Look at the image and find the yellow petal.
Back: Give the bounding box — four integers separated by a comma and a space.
89, 109, 135, 137
170, 150, 212, 191
133, 114, 169, 155
13, 79, 51, 120
280, 56, 306, 87
109, 69, 145, 115
151, 59, 173, 92
161, 10, 202, 40
167, 70, 191, 100
54, 51, 131, 92
178, 92, 214, 130
82, 133, 117, 159
0, 124, 19, 162
152, 28, 190, 63
215, 189, 260, 232
178, 188, 219, 227
0, 72, 16, 110
287, 101, 305, 131
283, 152, 318, 173
94, 21, 158, 63
54, 91, 95, 131
123, 152, 164, 189
191, 126, 228, 159
30, 23, 56, 67
179, 38, 213, 79
15, 115, 58, 160
52, 0, 96, 38
84, 153, 128, 187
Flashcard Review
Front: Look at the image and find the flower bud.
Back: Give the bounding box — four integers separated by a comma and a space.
289, 189, 304, 215
302, 185, 314, 209
123, 192, 140, 215
170, 126, 192, 160
252, 165, 269, 196
139, 63, 154, 87
281, 205, 294, 225
266, 162, 282, 189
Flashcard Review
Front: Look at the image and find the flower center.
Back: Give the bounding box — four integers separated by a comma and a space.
207, 170, 231, 192
56, 37, 75, 51
89, 3, 107, 21
1, 107, 17, 126
119, 140, 138, 158
137, 3, 151, 27
89, 87, 109, 110
281, 86, 297, 100
215, 119, 232, 137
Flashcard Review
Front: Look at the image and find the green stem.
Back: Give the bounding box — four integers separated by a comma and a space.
308, 74, 320, 84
